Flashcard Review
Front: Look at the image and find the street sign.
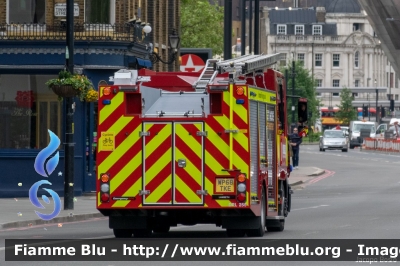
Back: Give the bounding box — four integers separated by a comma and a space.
54, 3, 79, 17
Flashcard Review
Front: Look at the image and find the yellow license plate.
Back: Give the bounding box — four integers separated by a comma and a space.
215, 178, 235, 193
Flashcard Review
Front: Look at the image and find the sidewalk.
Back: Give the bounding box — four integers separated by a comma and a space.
288, 166, 325, 187
0, 167, 325, 230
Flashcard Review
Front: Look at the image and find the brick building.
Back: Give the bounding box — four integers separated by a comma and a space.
0, 0, 180, 197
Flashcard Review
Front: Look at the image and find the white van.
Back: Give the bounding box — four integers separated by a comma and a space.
349, 121, 376, 149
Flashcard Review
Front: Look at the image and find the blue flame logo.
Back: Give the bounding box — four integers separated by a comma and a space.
29, 130, 62, 221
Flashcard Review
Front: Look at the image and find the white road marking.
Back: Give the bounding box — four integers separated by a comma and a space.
291, 205, 329, 211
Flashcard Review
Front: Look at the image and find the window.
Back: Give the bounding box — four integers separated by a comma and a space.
277, 24, 287, 35
396, 95, 399, 101
355, 52, 359, 68
297, 53, 305, 65
9, 0, 45, 23
315, 54, 322, 67
353, 23, 363, 32
0, 75, 62, 149
316, 92, 321, 97
333, 93, 339, 97
333, 80, 340, 87
352, 93, 359, 98
333, 54, 340, 67
355, 80, 360, 87
295, 25, 304, 35
316, 79, 322, 87
312, 25, 322, 35
85, 0, 111, 23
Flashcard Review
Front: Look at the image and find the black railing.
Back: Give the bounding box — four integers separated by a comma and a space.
0, 23, 145, 42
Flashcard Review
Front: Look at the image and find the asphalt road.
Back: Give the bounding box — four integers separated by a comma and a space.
1, 147, 400, 266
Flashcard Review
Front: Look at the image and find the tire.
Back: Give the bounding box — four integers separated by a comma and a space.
226, 229, 246, 237
350, 145, 354, 149
267, 220, 285, 232
342, 149, 348, 152
247, 187, 266, 237
113, 229, 133, 238
319, 147, 322, 151
322, 149, 325, 152
152, 225, 170, 234
133, 229, 152, 238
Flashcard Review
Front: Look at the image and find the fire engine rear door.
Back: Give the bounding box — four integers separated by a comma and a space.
173, 122, 204, 205
142, 122, 173, 205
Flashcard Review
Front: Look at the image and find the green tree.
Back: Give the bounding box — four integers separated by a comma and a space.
279, 61, 321, 129
335, 87, 357, 125
180, 0, 224, 55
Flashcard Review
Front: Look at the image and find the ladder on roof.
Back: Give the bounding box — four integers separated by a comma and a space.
193, 58, 220, 91
193, 54, 281, 91
216, 53, 281, 75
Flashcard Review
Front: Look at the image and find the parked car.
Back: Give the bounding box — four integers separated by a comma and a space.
319, 130, 348, 152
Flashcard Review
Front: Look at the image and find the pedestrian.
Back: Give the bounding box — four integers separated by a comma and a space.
290, 127, 302, 169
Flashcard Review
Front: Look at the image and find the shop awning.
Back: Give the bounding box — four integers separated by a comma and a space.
136, 58, 152, 68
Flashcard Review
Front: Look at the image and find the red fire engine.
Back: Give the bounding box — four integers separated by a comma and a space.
96, 54, 293, 238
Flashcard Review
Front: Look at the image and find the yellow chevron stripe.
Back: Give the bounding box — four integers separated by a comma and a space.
144, 147, 171, 185
109, 131, 142, 193
97, 192, 101, 207
145, 176, 172, 203
233, 131, 249, 152
175, 175, 201, 203
175, 148, 201, 185
144, 123, 171, 159
112, 199, 130, 208
99, 92, 124, 125
234, 104, 248, 124
98, 116, 135, 177
123, 178, 142, 197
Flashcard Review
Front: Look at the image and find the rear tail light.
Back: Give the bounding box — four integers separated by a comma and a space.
236, 173, 247, 202
100, 173, 110, 203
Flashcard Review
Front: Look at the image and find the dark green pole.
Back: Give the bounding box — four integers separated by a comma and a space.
64, 0, 75, 210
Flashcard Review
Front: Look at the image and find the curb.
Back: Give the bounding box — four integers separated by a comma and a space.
289, 168, 326, 187
0, 212, 104, 230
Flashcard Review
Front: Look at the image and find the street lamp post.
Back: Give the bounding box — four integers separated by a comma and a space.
149, 29, 180, 66
64, 0, 75, 210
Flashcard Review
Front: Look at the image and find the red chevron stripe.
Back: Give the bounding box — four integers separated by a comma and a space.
144, 160, 172, 197
176, 123, 202, 145
232, 111, 248, 131
111, 159, 142, 197
205, 117, 230, 145
101, 121, 142, 178
174, 188, 190, 203
144, 137, 172, 172
156, 188, 172, 204
204, 138, 229, 170
174, 168, 201, 202
175, 135, 202, 172
232, 138, 250, 168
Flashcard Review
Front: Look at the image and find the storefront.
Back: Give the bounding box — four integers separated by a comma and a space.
0, 41, 151, 198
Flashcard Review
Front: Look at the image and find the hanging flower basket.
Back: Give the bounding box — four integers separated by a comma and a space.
51, 85, 79, 98
46, 69, 95, 101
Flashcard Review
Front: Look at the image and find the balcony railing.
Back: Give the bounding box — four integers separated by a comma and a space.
0, 22, 146, 43
274, 35, 345, 43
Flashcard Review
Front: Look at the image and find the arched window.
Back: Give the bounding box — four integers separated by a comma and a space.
355, 51, 359, 68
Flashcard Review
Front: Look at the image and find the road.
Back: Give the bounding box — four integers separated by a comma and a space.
1, 147, 400, 266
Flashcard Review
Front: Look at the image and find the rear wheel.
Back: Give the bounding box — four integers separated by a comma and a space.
342, 149, 348, 152
113, 229, 133, 238
350, 145, 354, 149
247, 187, 266, 237
322, 149, 325, 152
267, 220, 285, 232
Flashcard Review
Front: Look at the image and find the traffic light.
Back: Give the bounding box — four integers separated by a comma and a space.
298, 98, 308, 124
382, 107, 386, 118
390, 99, 395, 112
362, 106, 368, 117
